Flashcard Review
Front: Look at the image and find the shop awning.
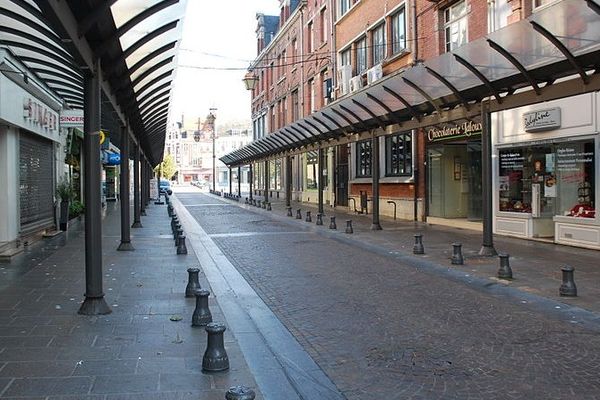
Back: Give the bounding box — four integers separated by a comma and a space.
2, 0, 187, 166
221, 0, 600, 167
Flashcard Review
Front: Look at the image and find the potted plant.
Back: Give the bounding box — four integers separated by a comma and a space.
56, 178, 74, 231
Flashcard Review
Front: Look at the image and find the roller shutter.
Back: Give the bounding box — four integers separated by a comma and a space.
19, 130, 55, 234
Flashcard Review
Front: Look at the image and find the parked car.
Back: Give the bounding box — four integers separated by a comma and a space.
159, 179, 172, 195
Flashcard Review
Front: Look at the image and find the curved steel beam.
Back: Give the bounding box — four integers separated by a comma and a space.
303, 119, 324, 135
123, 20, 179, 59
352, 99, 386, 129
453, 54, 503, 103
135, 84, 172, 115
382, 85, 422, 121
132, 70, 173, 99
338, 104, 370, 131
424, 66, 470, 109
530, 21, 589, 84
366, 93, 402, 125
129, 56, 174, 89
98, 0, 179, 56
487, 38, 540, 95
402, 77, 443, 113
129, 41, 177, 76
20, 56, 83, 80
311, 115, 334, 131
139, 87, 170, 113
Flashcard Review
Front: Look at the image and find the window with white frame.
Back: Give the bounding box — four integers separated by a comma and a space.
307, 21, 314, 52
444, 0, 468, 52
320, 7, 327, 43
356, 36, 367, 74
372, 23, 386, 66
339, 0, 350, 18
385, 132, 412, 176
391, 7, 406, 55
309, 78, 316, 113
533, 0, 560, 9
356, 140, 372, 177
340, 48, 351, 66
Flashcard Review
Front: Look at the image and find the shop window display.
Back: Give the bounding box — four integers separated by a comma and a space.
498, 140, 595, 218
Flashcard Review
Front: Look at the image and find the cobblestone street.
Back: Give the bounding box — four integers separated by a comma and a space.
178, 189, 600, 400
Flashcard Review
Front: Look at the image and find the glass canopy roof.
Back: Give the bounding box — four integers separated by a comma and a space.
222, 0, 600, 167
2, 0, 188, 165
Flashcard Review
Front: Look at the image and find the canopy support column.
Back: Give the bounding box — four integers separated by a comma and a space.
479, 102, 497, 256
249, 164, 253, 200
79, 66, 111, 315
371, 132, 382, 230
285, 156, 292, 207
264, 160, 269, 203
237, 166, 242, 197
118, 126, 134, 251
132, 143, 142, 228
318, 147, 324, 214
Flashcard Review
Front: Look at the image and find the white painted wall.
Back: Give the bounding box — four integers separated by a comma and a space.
0, 125, 19, 243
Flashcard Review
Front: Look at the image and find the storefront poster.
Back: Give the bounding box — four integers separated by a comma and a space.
544, 175, 556, 198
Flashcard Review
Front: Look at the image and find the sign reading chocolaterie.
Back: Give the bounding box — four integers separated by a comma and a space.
426, 120, 482, 143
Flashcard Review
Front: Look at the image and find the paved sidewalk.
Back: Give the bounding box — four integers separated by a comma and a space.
0, 201, 262, 399
233, 191, 600, 314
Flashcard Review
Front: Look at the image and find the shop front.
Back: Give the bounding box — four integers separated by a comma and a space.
0, 50, 63, 248
426, 120, 483, 225
493, 93, 599, 249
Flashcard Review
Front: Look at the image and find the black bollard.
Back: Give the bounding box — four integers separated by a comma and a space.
173, 221, 181, 239
316, 213, 323, 226
559, 266, 577, 297
451, 243, 464, 265
202, 322, 229, 372
497, 253, 513, 280
177, 235, 188, 255
345, 220, 353, 234
329, 216, 337, 230
267, 202, 272, 211
296, 209, 302, 219
176, 228, 183, 247
192, 289, 212, 327
413, 233, 425, 255
287, 207, 293, 217
305, 211, 312, 223
226, 386, 256, 400
245, 197, 248, 204
185, 268, 201, 297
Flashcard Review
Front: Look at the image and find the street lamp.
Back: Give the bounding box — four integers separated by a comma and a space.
206, 110, 217, 190
242, 71, 259, 91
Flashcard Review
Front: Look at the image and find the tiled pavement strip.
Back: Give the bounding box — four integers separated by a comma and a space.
0, 201, 265, 399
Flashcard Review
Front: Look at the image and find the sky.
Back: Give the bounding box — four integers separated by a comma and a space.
168, 0, 280, 128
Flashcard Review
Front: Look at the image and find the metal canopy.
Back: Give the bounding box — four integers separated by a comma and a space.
222, 0, 600, 166
15, 0, 188, 165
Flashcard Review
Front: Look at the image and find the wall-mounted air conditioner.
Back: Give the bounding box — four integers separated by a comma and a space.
336, 64, 352, 96
349, 75, 363, 93
367, 64, 383, 85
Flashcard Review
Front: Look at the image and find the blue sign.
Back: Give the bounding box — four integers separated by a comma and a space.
106, 153, 120, 165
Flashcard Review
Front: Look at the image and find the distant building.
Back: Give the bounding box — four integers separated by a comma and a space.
165, 118, 252, 188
